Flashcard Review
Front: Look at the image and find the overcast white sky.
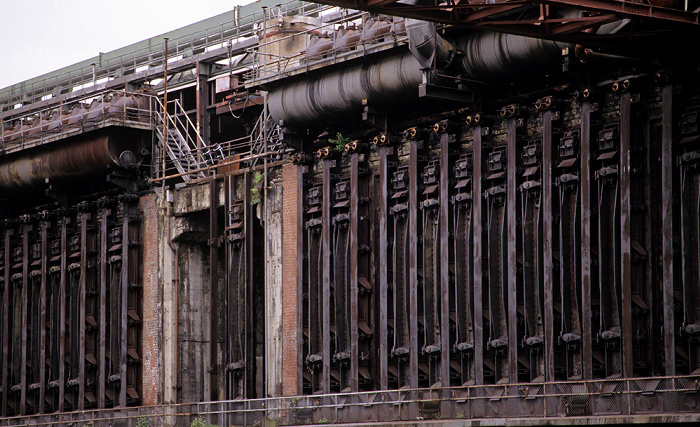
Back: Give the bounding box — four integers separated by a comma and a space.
0, 0, 253, 89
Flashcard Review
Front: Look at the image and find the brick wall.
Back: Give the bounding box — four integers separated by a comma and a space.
140, 194, 161, 405
281, 163, 300, 396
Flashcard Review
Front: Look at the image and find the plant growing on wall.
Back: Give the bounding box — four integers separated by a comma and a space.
328, 132, 350, 152
250, 171, 263, 205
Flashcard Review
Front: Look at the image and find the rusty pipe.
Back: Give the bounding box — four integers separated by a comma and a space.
0, 133, 141, 193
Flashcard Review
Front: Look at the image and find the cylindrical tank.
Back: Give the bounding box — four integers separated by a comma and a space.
258, 15, 320, 78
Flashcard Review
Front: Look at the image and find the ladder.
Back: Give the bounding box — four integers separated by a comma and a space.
154, 97, 213, 182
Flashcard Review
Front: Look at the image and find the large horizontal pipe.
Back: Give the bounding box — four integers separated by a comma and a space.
458, 33, 568, 81
0, 131, 143, 194
269, 26, 569, 125
269, 51, 423, 124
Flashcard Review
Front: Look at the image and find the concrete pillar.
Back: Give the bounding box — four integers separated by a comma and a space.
265, 175, 284, 396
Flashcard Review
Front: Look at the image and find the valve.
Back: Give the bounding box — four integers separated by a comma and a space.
316, 147, 331, 158
402, 127, 418, 140
612, 79, 630, 93
499, 104, 519, 118
572, 88, 592, 101
465, 113, 481, 126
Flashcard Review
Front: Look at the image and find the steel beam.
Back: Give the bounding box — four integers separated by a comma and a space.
619, 92, 633, 379
99, 207, 108, 409
245, 172, 255, 397
473, 126, 484, 386
209, 175, 220, 400
661, 84, 675, 376
322, 160, 332, 394
350, 154, 360, 392
438, 133, 450, 387
120, 203, 128, 406
580, 102, 593, 380
79, 213, 88, 410
542, 110, 555, 382
59, 218, 67, 412
409, 139, 419, 389
538, 0, 700, 25
378, 148, 389, 390
20, 223, 29, 415
507, 118, 518, 382
2, 228, 10, 416
39, 221, 48, 413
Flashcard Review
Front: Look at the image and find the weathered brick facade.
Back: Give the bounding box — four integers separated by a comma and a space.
140, 194, 161, 405
281, 163, 300, 396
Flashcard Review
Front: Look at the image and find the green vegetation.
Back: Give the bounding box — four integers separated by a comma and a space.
250, 171, 263, 205
328, 132, 350, 152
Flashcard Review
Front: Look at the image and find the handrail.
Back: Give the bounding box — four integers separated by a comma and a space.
0, 0, 323, 114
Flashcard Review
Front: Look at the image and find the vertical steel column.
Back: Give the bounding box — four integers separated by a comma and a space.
296, 167, 305, 395
661, 84, 675, 376
439, 133, 451, 387
473, 126, 484, 385
1, 228, 9, 416
322, 160, 332, 394
409, 139, 419, 389
580, 102, 593, 380
99, 207, 108, 409
378, 148, 388, 390
224, 176, 230, 402
20, 223, 29, 414
507, 119, 518, 382
619, 93, 633, 378
210, 175, 220, 400
119, 205, 129, 407
79, 213, 87, 410
39, 221, 48, 413
542, 110, 555, 381
59, 218, 67, 412
350, 154, 360, 392
245, 172, 255, 397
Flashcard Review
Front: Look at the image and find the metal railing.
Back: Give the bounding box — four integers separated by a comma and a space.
153, 97, 209, 182
0, 90, 158, 155
248, 10, 409, 85
0, 375, 697, 426
0, 0, 324, 117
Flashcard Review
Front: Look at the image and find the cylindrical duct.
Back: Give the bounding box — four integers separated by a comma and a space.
268, 51, 423, 124
269, 23, 571, 125
0, 133, 141, 193
457, 33, 568, 82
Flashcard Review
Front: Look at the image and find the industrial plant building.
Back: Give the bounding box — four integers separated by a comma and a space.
0, 0, 699, 424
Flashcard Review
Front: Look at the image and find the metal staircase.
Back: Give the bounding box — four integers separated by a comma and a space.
154, 97, 209, 182
249, 108, 282, 167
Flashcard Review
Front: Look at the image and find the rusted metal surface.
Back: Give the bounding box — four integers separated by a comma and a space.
322, 160, 332, 394
542, 109, 555, 382
506, 117, 518, 384
619, 92, 633, 379
378, 147, 388, 390
408, 139, 419, 391
1, 228, 10, 416
209, 174, 220, 401
473, 125, 484, 387
580, 101, 593, 381
661, 85, 675, 376
0, 132, 145, 195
